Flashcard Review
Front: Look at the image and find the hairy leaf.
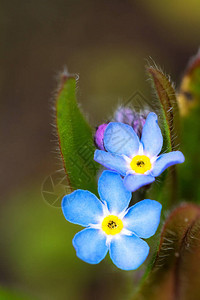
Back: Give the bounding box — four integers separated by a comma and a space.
147, 66, 179, 152
133, 204, 200, 300
56, 72, 99, 194
146, 66, 180, 207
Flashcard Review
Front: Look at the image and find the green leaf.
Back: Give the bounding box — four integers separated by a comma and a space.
178, 105, 200, 203
147, 65, 180, 152
146, 65, 180, 207
133, 204, 200, 300
56, 72, 99, 194
177, 51, 200, 202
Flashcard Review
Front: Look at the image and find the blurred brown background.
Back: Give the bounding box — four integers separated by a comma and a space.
0, 1, 200, 299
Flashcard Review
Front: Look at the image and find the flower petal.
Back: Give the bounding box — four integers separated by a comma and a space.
104, 122, 140, 157
151, 151, 185, 177
123, 199, 162, 238
73, 228, 108, 264
98, 171, 132, 214
141, 112, 163, 157
123, 174, 155, 192
109, 234, 149, 270
94, 150, 129, 176
62, 190, 104, 226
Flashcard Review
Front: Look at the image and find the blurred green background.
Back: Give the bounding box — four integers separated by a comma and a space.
1, 1, 200, 299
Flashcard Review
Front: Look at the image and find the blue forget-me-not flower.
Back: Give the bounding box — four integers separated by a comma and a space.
94, 112, 185, 192
62, 171, 162, 270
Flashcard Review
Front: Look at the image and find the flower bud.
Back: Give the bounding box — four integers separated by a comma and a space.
114, 106, 148, 138
94, 123, 108, 150
114, 107, 135, 125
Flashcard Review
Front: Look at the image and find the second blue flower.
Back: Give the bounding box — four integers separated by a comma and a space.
94, 112, 185, 192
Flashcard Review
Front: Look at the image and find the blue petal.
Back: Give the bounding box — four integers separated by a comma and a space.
98, 171, 131, 214
109, 234, 149, 270
151, 151, 185, 177
104, 122, 140, 157
73, 228, 108, 264
141, 112, 163, 157
94, 150, 129, 176
62, 190, 104, 226
123, 174, 155, 192
123, 200, 162, 238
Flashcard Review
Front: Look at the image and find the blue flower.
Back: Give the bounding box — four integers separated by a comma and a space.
94, 112, 185, 192
62, 171, 162, 271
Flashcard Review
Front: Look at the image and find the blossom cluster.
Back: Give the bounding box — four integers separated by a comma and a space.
61, 110, 185, 270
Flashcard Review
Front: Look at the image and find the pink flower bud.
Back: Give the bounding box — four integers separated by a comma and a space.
94, 123, 108, 150
114, 106, 148, 137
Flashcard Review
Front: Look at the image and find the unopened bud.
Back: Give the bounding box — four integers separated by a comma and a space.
94, 123, 108, 150
114, 106, 148, 137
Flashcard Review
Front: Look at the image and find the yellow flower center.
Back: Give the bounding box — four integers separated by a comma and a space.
102, 215, 123, 235
130, 155, 152, 174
